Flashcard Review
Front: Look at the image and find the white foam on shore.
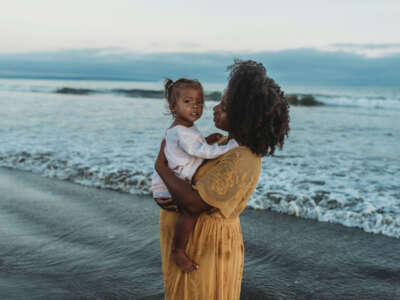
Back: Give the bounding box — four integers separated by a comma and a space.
316, 94, 400, 110
2, 148, 398, 239
248, 155, 400, 238
0, 151, 153, 195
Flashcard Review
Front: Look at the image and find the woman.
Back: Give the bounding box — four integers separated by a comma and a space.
155, 60, 290, 300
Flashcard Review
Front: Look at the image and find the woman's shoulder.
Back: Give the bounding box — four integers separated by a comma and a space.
219, 137, 258, 157
212, 145, 261, 178
224, 145, 261, 163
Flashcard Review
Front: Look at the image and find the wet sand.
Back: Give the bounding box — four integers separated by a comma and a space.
0, 167, 399, 299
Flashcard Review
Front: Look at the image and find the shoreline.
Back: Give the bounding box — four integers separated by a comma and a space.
0, 167, 399, 299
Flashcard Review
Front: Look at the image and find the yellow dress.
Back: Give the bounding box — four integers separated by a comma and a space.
159, 145, 261, 300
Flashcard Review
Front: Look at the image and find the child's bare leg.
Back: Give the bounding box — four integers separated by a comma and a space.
171, 211, 200, 273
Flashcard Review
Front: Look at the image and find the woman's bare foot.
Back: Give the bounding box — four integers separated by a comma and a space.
171, 249, 199, 273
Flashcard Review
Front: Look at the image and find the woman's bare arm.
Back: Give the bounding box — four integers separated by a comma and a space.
154, 197, 179, 212
155, 140, 212, 214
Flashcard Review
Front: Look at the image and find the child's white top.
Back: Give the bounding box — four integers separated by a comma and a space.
151, 125, 238, 198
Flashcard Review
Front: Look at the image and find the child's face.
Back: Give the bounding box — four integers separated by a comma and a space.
173, 88, 204, 126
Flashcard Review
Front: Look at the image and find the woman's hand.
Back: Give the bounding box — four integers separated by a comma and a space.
154, 140, 179, 212
205, 133, 223, 145
155, 139, 168, 174
154, 198, 179, 212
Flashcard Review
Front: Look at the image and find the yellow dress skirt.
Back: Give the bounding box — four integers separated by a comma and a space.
159, 146, 261, 300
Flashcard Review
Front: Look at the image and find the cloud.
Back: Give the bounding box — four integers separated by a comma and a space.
0, 48, 399, 86
176, 41, 203, 49
325, 43, 400, 58
331, 43, 400, 50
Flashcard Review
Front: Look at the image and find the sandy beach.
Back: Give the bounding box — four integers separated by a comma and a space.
0, 167, 399, 300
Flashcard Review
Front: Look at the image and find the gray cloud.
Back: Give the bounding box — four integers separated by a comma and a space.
0, 48, 399, 86
331, 43, 400, 50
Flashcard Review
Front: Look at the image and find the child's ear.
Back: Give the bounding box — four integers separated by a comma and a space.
170, 104, 176, 116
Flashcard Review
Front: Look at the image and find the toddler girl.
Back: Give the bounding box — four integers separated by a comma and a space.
152, 78, 238, 273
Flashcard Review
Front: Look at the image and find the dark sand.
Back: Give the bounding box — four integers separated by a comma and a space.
0, 167, 399, 299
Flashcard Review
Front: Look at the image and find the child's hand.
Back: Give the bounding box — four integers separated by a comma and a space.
205, 133, 223, 145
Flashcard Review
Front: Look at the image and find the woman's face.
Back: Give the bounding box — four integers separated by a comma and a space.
213, 92, 229, 131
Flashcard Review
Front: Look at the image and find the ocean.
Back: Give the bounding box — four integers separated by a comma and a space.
1, 78, 399, 239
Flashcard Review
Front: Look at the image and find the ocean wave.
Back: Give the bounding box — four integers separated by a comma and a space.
56, 87, 222, 100
52, 87, 400, 109
0, 152, 152, 195
1, 81, 400, 109
248, 189, 400, 239
55, 87, 98, 95
2, 79, 399, 241
0, 84, 222, 101
285, 94, 324, 106
315, 94, 400, 109
1, 150, 399, 240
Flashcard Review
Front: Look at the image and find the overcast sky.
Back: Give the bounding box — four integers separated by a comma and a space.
1, 0, 399, 56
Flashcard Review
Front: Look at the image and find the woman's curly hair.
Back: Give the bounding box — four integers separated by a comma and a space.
226, 59, 290, 156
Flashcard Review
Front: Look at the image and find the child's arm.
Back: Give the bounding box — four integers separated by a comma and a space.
176, 127, 238, 159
